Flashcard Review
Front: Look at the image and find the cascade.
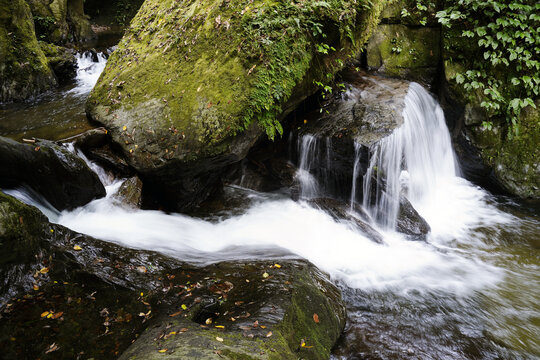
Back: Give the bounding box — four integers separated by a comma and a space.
363, 83, 459, 230
68, 51, 108, 96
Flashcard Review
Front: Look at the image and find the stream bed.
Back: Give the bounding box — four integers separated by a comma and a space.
1, 53, 539, 360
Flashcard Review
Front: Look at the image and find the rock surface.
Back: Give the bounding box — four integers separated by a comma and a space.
396, 195, 430, 240
366, 0, 441, 85
39, 42, 77, 83
0, 195, 347, 360
25, 0, 94, 43
0, 136, 105, 210
0, 0, 56, 103
86, 0, 390, 211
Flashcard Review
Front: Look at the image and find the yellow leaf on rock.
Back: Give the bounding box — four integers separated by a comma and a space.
181, 304, 187, 310
216, 337, 224, 342
39, 268, 49, 274
262, 272, 269, 279
274, 264, 281, 268
33, 284, 39, 291
158, 349, 167, 353
215, 325, 225, 329
73, 245, 82, 251
122, 126, 127, 131
205, 318, 213, 325
41, 311, 50, 318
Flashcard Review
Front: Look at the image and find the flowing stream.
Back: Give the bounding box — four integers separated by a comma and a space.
2, 61, 539, 359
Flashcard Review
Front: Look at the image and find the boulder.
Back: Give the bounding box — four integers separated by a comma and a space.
0, 195, 347, 360
86, 0, 390, 211
396, 195, 430, 240
309, 197, 385, 244
366, 24, 440, 85
39, 41, 77, 83
119, 260, 346, 360
114, 176, 143, 208
0, 0, 56, 103
0, 136, 105, 210
0, 192, 50, 303
25, 0, 95, 43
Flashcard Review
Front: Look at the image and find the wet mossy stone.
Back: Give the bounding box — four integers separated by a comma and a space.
367, 23, 440, 85
0, 192, 50, 304
86, 0, 391, 211
0, 136, 105, 211
39, 41, 77, 83
0, 0, 56, 103
119, 260, 346, 360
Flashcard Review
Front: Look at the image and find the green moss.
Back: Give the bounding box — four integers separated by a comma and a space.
0, 0, 56, 102
87, 0, 391, 167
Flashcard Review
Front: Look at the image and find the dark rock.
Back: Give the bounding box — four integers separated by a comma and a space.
396, 195, 430, 240
39, 42, 77, 84
114, 176, 142, 208
0, 0, 56, 103
83, 143, 133, 176
309, 198, 385, 244
0, 192, 49, 304
57, 127, 109, 150
0, 195, 346, 360
0, 136, 105, 210
119, 260, 346, 360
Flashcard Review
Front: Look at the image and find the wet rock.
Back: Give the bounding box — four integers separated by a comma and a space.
119, 260, 346, 360
26, 0, 95, 44
309, 198, 385, 244
300, 70, 409, 147
0, 0, 57, 103
39, 42, 77, 84
0, 196, 346, 360
114, 176, 142, 208
0, 192, 50, 304
0, 136, 105, 210
84, 143, 133, 176
396, 195, 430, 240
86, 1, 387, 212
58, 127, 109, 150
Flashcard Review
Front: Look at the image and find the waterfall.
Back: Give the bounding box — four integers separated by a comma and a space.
363, 83, 459, 230
296, 134, 320, 199
67, 51, 108, 96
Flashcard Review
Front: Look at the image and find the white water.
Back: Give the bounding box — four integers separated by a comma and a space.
8, 78, 517, 295
67, 52, 108, 96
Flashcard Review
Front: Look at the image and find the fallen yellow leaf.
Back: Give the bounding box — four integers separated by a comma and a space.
262, 272, 269, 279
158, 349, 167, 353
122, 126, 127, 131
33, 284, 39, 291
181, 304, 187, 310
216, 337, 224, 342
274, 263, 281, 268
215, 325, 225, 329
39, 268, 49, 274
205, 318, 213, 325
266, 331, 273, 337
73, 245, 82, 251
40, 311, 50, 318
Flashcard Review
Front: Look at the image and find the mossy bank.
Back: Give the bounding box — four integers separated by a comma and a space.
86, 0, 391, 211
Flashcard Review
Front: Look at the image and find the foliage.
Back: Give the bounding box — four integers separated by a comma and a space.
240, 0, 374, 139
33, 16, 56, 40
436, 0, 539, 135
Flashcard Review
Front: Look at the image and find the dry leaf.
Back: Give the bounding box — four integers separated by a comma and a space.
52, 312, 63, 319
216, 336, 224, 342
274, 263, 282, 268
262, 272, 269, 279
181, 304, 187, 310
39, 267, 49, 274
73, 245, 82, 251
169, 311, 182, 317
215, 325, 225, 329
40, 311, 50, 318
205, 318, 213, 325
158, 349, 167, 353
313, 313, 320, 323
266, 331, 273, 337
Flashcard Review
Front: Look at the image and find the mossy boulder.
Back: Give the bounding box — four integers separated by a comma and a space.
86, 0, 390, 211
26, 0, 95, 43
0, 0, 56, 103
0, 136, 106, 210
119, 260, 346, 360
0, 195, 346, 359
0, 192, 50, 303
39, 41, 77, 83
366, 23, 440, 85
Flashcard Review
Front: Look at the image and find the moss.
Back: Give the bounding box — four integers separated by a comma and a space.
87, 0, 391, 169
0, 0, 56, 102
367, 23, 440, 83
